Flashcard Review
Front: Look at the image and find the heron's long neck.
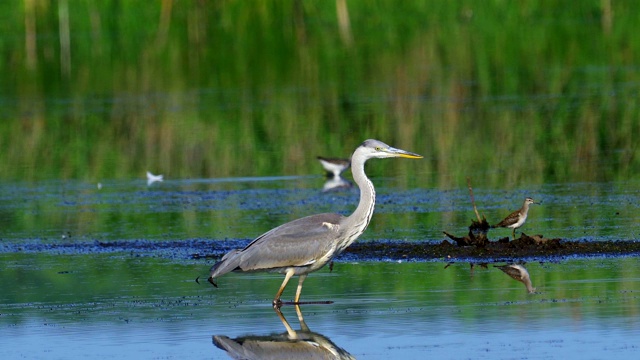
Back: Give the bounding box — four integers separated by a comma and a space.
338, 155, 375, 252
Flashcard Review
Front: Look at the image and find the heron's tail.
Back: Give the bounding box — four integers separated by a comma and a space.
207, 249, 243, 287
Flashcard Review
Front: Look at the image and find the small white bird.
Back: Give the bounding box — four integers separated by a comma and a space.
146, 171, 163, 186
495, 263, 536, 293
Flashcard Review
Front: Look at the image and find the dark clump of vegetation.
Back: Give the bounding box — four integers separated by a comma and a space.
443, 217, 491, 247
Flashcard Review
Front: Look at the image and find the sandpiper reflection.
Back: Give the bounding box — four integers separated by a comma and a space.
213, 305, 355, 360
495, 263, 536, 293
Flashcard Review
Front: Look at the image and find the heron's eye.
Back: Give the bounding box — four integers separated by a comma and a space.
375, 146, 381, 151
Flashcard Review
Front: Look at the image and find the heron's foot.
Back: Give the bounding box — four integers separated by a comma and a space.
272, 298, 283, 309
207, 276, 218, 288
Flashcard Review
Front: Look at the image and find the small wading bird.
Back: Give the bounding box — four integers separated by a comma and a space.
316, 156, 351, 178
492, 197, 539, 239
207, 139, 422, 307
495, 263, 536, 293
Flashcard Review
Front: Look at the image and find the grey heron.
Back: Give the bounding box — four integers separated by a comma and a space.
491, 197, 539, 239
207, 139, 422, 306
495, 263, 536, 293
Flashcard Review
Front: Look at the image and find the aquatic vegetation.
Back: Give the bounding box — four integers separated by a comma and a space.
0, 1, 639, 186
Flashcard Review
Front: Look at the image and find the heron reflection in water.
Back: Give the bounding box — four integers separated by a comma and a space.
213, 306, 354, 360
207, 139, 422, 307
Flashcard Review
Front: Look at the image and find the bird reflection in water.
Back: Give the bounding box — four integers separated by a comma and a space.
322, 175, 352, 192
213, 305, 355, 360
495, 263, 537, 294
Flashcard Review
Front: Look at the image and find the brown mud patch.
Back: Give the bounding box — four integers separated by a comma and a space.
341, 234, 640, 262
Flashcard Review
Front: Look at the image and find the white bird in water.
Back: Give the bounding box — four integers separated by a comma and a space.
207, 139, 422, 307
495, 263, 536, 293
146, 171, 163, 186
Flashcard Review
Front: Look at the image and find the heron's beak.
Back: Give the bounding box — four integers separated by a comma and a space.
388, 147, 423, 159
208, 276, 218, 288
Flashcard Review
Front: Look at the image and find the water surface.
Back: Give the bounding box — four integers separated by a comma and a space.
1, 177, 639, 359
1, 254, 639, 359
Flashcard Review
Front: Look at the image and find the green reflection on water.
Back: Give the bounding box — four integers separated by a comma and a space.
1, 253, 638, 327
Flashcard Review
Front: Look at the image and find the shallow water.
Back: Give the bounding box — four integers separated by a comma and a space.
2, 176, 640, 245
1, 177, 640, 359
1, 254, 639, 359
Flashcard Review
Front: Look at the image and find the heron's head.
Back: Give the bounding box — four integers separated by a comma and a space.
524, 197, 540, 206
357, 139, 423, 160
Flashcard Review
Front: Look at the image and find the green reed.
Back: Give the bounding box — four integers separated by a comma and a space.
1, 0, 639, 188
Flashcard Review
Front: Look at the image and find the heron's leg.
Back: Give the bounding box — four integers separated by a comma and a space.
274, 306, 297, 338
512, 228, 516, 239
294, 304, 310, 332
273, 269, 295, 307
293, 274, 307, 303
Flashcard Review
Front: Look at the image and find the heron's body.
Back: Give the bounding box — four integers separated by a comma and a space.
208, 139, 422, 306
317, 157, 351, 178
492, 197, 539, 238
495, 264, 536, 293
208, 212, 347, 277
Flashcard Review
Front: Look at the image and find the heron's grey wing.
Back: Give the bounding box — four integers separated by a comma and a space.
237, 213, 345, 271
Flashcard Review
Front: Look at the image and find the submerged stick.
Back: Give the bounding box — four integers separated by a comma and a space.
467, 177, 482, 223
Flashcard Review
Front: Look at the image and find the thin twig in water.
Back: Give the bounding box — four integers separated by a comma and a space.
467, 177, 482, 223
